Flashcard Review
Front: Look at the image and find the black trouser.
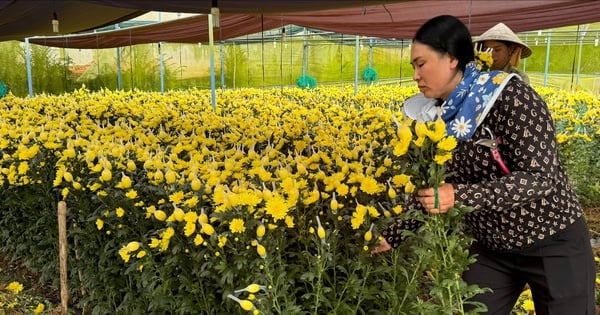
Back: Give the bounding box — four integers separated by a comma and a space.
463, 218, 596, 315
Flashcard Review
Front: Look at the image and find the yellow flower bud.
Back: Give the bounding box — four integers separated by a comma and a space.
256, 224, 266, 238
191, 177, 202, 191
63, 171, 73, 182
165, 170, 177, 184
239, 300, 254, 311
388, 187, 397, 199
100, 168, 112, 182
317, 226, 326, 239
364, 230, 373, 242
235, 283, 265, 294
154, 210, 167, 221
257, 244, 267, 258
201, 223, 215, 236
330, 198, 339, 211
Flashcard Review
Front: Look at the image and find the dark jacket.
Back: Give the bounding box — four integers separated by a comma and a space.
382, 78, 584, 253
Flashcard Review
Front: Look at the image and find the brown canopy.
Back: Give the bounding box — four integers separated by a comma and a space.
0, 0, 398, 42
4, 1, 600, 49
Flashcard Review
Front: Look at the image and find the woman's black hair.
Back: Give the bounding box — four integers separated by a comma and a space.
413, 15, 474, 73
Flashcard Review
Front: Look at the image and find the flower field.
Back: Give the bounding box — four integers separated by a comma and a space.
0, 85, 598, 314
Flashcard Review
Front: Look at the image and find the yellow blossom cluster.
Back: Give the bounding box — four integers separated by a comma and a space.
0, 84, 595, 272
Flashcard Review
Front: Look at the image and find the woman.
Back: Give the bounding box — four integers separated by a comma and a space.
474, 22, 531, 85
374, 15, 596, 314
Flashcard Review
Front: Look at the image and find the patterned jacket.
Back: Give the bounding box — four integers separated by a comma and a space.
502, 62, 530, 85
382, 78, 583, 253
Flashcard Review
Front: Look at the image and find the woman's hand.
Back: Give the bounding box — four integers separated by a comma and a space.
417, 183, 455, 214
371, 238, 391, 255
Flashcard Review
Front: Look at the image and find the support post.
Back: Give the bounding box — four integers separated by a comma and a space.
58, 201, 68, 314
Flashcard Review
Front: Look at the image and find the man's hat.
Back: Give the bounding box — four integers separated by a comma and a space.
474, 23, 532, 59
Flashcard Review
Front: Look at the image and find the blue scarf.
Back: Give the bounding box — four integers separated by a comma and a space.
440, 62, 516, 140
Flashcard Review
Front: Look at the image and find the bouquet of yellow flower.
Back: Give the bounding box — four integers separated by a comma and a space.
390, 116, 456, 191
474, 43, 493, 72
386, 115, 488, 314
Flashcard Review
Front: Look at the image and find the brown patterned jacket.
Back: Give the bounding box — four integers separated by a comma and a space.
382, 78, 584, 253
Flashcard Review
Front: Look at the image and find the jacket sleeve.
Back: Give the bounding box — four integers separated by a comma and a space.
381, 196, 424, 248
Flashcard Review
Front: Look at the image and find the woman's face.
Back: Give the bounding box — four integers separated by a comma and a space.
483, 40, 511, 70
410, 41, 462, 100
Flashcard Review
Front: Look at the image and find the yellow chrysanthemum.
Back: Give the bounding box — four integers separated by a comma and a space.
437, 136, 458, 152
125, 189, 138, 199
169, 191, 185, 205
392, 174, 410, 186
413, 137, 425, 148
118, 248, 131, 263
434, 153, 453, 165
6, 281, 24, 294
115, 174, 132, 189
149, 238, 160, 248
429, 119, 446, 142
360, 176, 383, 195
95, 218, 104, 230
229, 218, 246, 233
414, 121, 429, 138
284, 215, 295, 228
194, 234, 204, 246
393, 205, 403, 214
184, 221, 196, 237
264, 194, 290, 222
218, 235, 228, 248
303, 189, 320, 206
33, 303, 45, 314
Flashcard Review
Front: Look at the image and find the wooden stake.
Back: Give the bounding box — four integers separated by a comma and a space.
58, 201, 68, 314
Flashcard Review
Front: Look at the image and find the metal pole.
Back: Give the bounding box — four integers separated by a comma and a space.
209, 14, 216, 112
25, 38, 33, 97
368, 38, 373, 68
116, 24, 122, 90
159, 42, 165, 93
576, 24, 588, 87
302, 28, 307, 77
543, 29, 552, 87
354, 35, 359, 95
221, 43, 225, 88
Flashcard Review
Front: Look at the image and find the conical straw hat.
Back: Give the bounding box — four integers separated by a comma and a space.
474, 23, 532, 59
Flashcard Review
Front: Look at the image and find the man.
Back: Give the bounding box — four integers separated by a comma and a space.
474, 23, 532, 85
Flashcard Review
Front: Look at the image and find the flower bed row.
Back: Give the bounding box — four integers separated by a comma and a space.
0, 85, 598, 314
